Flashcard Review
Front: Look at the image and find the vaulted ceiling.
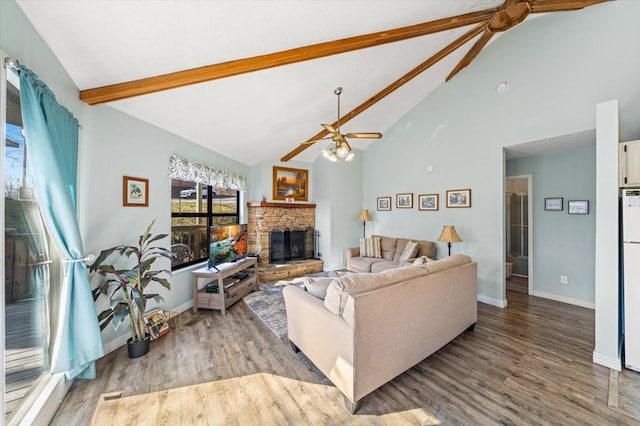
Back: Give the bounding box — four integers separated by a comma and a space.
15, 0, 608, 165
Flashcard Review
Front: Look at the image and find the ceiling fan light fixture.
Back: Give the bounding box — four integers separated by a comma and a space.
345, 151, 355, 162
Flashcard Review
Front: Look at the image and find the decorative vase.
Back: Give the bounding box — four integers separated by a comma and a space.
127, 336, 150, 359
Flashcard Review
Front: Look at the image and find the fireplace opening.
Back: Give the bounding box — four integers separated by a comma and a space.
270, 227, 315, 264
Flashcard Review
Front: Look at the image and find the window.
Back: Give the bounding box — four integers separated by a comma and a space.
170, 179, 239, 269
4, 64, 55, 422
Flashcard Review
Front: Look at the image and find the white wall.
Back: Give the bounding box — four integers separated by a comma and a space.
594, 99, 621, 370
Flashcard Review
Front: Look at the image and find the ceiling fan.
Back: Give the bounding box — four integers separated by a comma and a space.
302, 87, 382, 162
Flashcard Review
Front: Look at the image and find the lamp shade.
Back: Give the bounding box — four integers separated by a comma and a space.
437, 225, 462, 243
357, 209, 372, 221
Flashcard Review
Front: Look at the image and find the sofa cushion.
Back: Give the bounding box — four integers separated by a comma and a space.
349, 256, 386, 272
304, 276, 336, 299
399, 240, 419, 262
421, 254, 471, 274
415, 240, 437, 259
324, 266, 428, 315
360, 237, 382, 258
371, 261, 400, 273
372, 235, 398, 260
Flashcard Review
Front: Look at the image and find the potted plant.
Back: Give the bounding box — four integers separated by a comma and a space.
90, 220, 172, 358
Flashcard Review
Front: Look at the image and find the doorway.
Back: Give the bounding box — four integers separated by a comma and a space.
505, 175, 532, 294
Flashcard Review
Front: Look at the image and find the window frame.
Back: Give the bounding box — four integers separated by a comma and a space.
170, 182, 240, 270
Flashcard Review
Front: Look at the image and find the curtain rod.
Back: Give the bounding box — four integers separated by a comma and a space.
4, 57, 20, 70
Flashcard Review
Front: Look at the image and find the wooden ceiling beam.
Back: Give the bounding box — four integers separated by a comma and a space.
528, 0, 610, 13
79, 8, 500, 105
280, 21, 488, 162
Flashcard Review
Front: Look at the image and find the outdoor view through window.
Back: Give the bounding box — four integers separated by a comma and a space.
4, 71, 51, 421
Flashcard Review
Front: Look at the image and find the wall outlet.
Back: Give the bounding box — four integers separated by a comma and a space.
560, 275, 568, 285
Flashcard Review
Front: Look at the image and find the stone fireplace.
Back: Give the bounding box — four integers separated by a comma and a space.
247, 202, 323, 281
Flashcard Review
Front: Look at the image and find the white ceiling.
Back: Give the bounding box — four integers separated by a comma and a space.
15, 0, 569, 166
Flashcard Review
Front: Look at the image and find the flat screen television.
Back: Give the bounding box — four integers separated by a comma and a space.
208, 224, 248, 270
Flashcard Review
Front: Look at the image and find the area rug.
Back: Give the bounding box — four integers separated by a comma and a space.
243, 286, 290, 339
243, 271, 348, 340
608, 368, 640, 421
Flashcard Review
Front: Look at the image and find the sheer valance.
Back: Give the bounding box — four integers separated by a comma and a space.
168, 155, 247, 191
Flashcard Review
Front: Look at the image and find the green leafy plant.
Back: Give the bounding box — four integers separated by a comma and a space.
90, 220, 172, 342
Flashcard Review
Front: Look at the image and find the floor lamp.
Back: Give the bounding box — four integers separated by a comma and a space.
437, 225, 462, 256
357, 209, 372, 238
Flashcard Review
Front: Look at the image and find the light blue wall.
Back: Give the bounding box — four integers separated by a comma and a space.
1, 0, 250, 345
507, 146, 596, 304
249, 159, 314, 203
361, 2, 640, 306
312, 150, 364, 270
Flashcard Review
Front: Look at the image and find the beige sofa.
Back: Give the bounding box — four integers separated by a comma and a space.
345, 235, 437, 273
282, 254, 477, 413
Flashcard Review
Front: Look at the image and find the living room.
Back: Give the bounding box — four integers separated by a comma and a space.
2, 0, 640, 423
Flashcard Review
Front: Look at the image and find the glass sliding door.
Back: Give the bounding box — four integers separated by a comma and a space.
3, 61, 53, 423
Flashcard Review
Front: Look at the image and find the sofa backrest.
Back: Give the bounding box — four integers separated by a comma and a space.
324, 266, 428, 315
370, 235, 437, 261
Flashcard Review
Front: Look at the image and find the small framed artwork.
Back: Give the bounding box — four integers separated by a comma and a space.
396, 193, 413, 209
377, 196, 391, 211
123, 176, 149, 207
568, 200, 589, 215
446, 189, 471, 208
273, 166, 308, 201
418, 194, 439, 211
545, 197, 563, 211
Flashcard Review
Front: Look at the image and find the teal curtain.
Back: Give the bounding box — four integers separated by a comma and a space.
18, 66, 104, 379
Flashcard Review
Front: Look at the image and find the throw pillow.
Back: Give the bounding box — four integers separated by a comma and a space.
399, 240, 419, 262
360, 237, 382, 258
412, 255, 434, 265
303, 277, 335, 300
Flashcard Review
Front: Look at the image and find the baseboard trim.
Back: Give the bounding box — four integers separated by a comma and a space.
103, 300, 193, 355
531, 290, 595, 309
593, 351, 622, 371
477, 295, 507, 308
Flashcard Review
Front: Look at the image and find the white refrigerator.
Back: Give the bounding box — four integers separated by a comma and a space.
623, 188, 640, 371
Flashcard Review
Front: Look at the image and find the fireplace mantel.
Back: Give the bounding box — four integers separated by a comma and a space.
247, 202, 316, 209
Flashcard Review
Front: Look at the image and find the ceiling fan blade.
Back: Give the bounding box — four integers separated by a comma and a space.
322, 123, 338, 134
529, 0, 610, 13
446, 29, 495, 82
345, 132, 382, 139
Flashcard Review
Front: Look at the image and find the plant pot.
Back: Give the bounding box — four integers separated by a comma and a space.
127, 336, 150, 359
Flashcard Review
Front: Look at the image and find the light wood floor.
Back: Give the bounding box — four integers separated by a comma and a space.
52, 290, 638, 425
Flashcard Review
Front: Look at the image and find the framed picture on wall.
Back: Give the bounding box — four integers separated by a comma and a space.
568, 200, 589, 214
545, 197, 563, 211
377, 196, 391, 211
272, 166, 308, 201
123, 176, 149, 207
418, 194, 439, 211
446, 189, 471, 208
396, 193, 413, 209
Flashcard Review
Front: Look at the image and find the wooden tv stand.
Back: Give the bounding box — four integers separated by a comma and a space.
192, 257, 258, 315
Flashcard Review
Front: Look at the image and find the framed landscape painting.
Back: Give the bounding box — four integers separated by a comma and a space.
273, 166, 308, 201
418, 194, 439, 211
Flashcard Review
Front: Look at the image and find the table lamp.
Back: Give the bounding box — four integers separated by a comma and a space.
357, 209, 372, 238
437, 225, 462, 256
